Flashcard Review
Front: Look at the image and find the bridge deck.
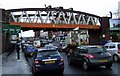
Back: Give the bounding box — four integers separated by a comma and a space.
10, 22, 100, 30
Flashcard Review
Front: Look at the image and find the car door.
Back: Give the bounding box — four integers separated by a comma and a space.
75, 49, 82, 64
69, 48, 79, 63
78, 49, 88, 63
106, 44, 116, 55
73, 48, 87, 64
105, 43, 114, 55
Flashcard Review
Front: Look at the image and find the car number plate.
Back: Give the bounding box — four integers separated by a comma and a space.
45, 60, 55, 64
99, 59, 108, 62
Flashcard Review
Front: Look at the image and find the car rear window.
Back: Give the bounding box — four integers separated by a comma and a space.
88, 47, 107, 53
80, 49, 88, 53
37, 51, 60, 58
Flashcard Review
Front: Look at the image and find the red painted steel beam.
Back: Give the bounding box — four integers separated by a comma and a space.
10, 22, 100, 29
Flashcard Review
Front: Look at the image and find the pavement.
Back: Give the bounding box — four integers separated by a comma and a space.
0, 50, 32, 76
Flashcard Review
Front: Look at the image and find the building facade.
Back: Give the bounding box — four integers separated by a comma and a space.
118, 1, 120, 18
0, 9, 2, 54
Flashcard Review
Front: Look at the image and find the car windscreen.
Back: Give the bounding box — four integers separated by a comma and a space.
88, 47, 107, 53
37, 50, 60, 58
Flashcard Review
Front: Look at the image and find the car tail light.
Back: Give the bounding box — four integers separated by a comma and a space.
34, 42, 37, 45
118, 48, 120, 54
60, 58, 64, 68
60, 58, 64, 62
86, 54, 94, 58
36, 68, 38, 71
35, 59, 39, 64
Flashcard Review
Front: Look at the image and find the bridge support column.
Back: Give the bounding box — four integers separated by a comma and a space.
101, 17, 111, 41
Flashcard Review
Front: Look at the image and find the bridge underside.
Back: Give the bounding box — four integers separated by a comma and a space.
10, 22, 100, 31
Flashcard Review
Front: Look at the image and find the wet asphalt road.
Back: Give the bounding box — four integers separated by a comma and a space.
25, 52, 120, 76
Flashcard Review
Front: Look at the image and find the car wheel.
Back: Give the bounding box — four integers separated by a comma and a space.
67, 57, 72, 65
105, 63, 112, 69
83, 61, 88, 70
113, 55, 119, 62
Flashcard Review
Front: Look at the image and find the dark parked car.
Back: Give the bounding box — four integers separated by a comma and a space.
24, 44, 38, 57
67, 45, 113, 70
21, 42, 33, 52
32, 48, 64, 75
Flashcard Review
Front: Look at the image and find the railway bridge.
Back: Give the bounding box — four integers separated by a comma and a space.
1, 6, 111, 51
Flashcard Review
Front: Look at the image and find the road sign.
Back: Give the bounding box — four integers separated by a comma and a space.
2, 24, 21, 35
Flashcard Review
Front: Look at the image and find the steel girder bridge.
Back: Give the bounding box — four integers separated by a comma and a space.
4, 6, 102, 31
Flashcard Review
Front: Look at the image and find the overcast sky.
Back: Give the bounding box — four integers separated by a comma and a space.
1, 0, 119, 37
0, 0, 119, 16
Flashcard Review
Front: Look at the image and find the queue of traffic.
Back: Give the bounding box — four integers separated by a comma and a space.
21, 38, 120, 75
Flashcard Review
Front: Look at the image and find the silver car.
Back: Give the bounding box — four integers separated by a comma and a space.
104, 42, 120, 62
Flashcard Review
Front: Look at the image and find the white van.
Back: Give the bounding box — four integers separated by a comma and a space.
104, 42, 120, 62
33, 40, 41, 48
